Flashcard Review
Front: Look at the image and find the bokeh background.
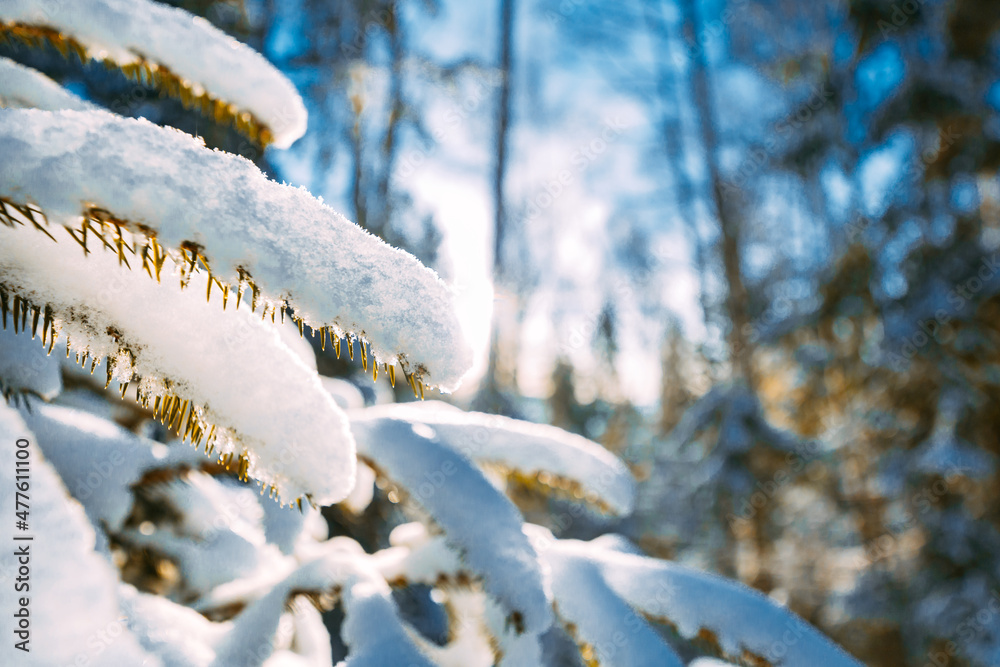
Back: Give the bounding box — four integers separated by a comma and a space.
6, 0, 1000, 665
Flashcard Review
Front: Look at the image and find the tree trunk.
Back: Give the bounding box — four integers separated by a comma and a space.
681, 0, 755, 391
482, 0, 516, 407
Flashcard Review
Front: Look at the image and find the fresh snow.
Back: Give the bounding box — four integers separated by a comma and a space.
0, 56, 96, 111
349, 413, 553, 635
123, 543, 431, 667
361, 402, 636, 514
120, 584, 225, 667
374, 522, 464, 585
340, 459, 376, 514
534, 528, 866, 667
261, 493, 325, 556
547, 551, 685, 667
415, 589, 507, 667
0, 0, 307, 147
0, 109, 473, 391
19, 402, 161, 548
0, 404, 156, 666
262, 552, 436, 667
121, 471, 289, 597
0, 323, 60, 399
321, 376, 366, 410
0, 219, 356, 505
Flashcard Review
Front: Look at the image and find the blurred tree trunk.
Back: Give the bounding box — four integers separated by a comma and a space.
346, 2, 405, 240
492, 0, 514, 282
480, 0, 516, 411
372, 3, 404, 239
643, 2, 717, 382
350, 104, 367, 229
657, 320, 690, 436
681, 0, 755, 392
675, 0, 755, 582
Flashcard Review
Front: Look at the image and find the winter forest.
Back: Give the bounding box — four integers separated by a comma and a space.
0, 0, 997, 665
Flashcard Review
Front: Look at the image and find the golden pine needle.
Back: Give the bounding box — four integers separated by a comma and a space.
159, 395, 171, 425
140, 243, 154, 279
114, 230, 130, 269
183, 412, 195, 442
27, 208, 57, 243
174, 399, 189, 431
65, 223, 89, 255
2, 198, 446, 404
152, 240, 165, 282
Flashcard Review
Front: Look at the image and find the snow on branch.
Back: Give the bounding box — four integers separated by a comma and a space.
0, 109, 473, 393
0, 219, 356, 507
363, 402, 637, 514
209, 550, 436, 667
374, 523, 545, 667
531, 528, 866, 667
547, 550, 685, 667
349, 414, 553, 637
0, 404, 154, 666
0, 0, 306, 147
0, 55, 96, 111
0, 323, 60, 402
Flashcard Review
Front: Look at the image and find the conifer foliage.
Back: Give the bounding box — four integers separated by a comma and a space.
0, 1, 862, 665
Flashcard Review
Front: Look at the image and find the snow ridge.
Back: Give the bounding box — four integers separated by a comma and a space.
350, 414, 553, 636
0, 221, 356, 506
363, 402, 636, 514
0, 0, 306, 147
0, 109, 473, 392
0, 56, 97, 112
